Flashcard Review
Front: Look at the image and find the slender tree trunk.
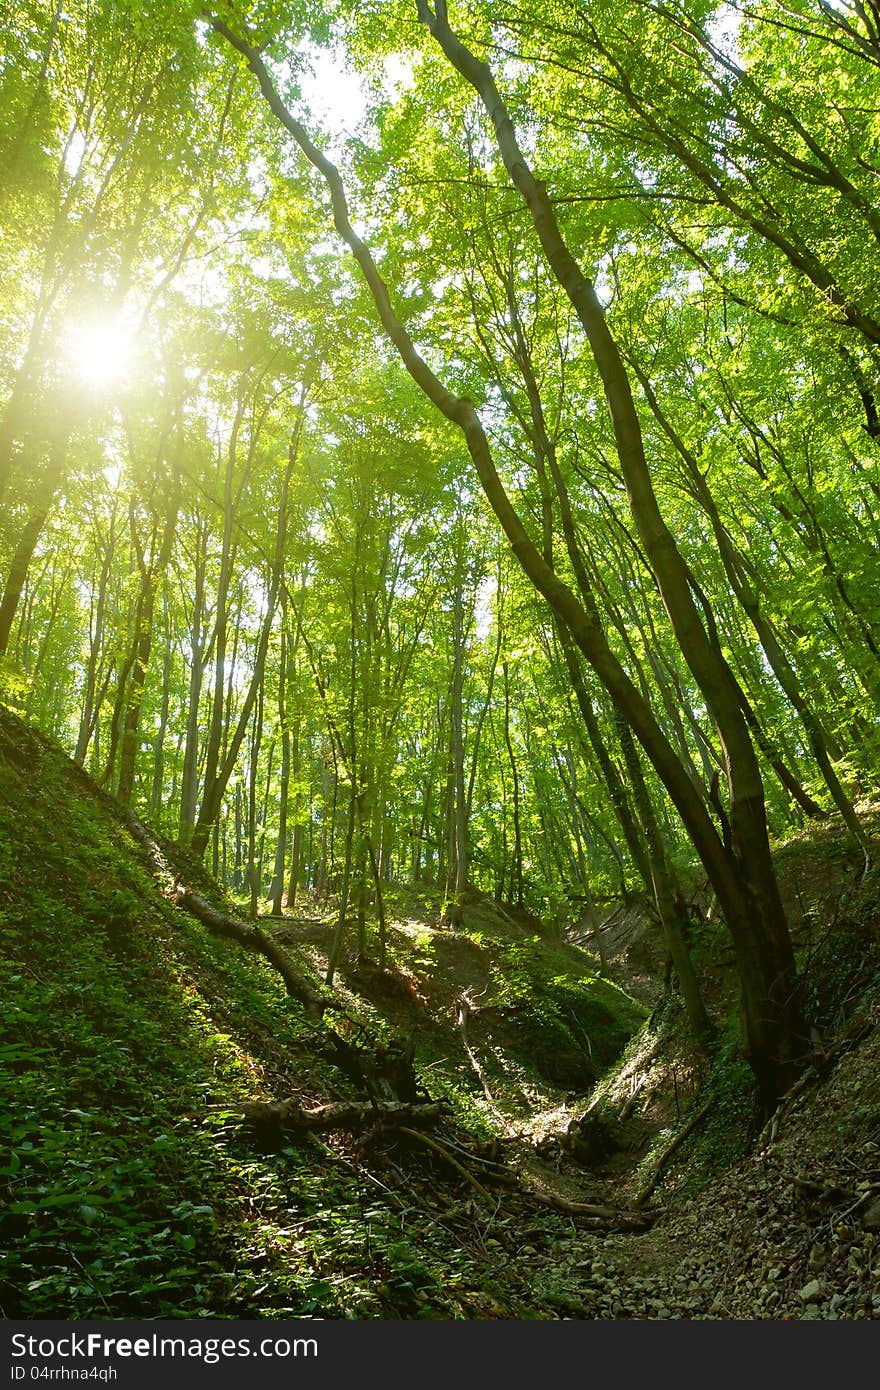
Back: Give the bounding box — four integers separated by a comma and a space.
635, 360, 868, 864
501, 660, 524, 906
286, 719, 304, 906
326, 786, 357, 986
75, 520, 115, 766
117, 474, 180, 806
270, 623, 291, 917
442, 552, 468, 927
233, 782, 244, 890
247, 684, 264, 920
178, 522, 210, 843
149, 588, 174, 819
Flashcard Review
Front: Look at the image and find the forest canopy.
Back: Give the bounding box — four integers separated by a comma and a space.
1, 0, 878, 1106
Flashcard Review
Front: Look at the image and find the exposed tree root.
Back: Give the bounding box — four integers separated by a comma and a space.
757, 1015, 875, 1149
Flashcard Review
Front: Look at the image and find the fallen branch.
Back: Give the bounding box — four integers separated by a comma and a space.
456, 993, 517, 1135
618, 1075, 647, 1122
456, 994, 495, 1101
632, 1097, 714, 1207
232, 1098, 445, 1133
397, 1125, 493, 1201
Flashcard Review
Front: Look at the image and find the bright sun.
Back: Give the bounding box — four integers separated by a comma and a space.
68, 318, 134, 389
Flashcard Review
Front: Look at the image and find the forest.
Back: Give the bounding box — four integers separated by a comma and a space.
1, 0, 879, 1325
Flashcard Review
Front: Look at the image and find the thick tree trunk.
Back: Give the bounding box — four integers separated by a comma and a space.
219, 17, 806, 1101
416, 3, 803, 1099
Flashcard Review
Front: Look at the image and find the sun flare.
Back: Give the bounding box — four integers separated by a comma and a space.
68, 317, 134, 389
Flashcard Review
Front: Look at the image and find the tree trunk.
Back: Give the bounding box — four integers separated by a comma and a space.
221, 18, 806, 1101
442, 553, 468, 927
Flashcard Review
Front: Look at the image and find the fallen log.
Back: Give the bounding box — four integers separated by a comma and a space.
173, 886, 327, 1018
233, 1098, 445, 1132
518, 1183, 655, 1229
121, 809, 327, 1018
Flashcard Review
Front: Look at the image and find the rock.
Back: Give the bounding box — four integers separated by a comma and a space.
798, 1279, 825, 1302
861, 1198, 880, 1231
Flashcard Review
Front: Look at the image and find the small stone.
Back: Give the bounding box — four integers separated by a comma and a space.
809, 1243, 825, 1271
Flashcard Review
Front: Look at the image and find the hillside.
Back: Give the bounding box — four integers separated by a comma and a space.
2, 707, 879, 1321
0, 707, 644, 1319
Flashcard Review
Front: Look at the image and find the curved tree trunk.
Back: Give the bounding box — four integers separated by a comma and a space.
215, 15, 805, 1103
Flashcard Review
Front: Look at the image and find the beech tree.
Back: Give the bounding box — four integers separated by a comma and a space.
1, 0, 877, 1108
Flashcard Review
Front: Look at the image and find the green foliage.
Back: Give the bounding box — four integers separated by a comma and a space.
484, 937, 646, 1086
1, 0, 879, 1310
